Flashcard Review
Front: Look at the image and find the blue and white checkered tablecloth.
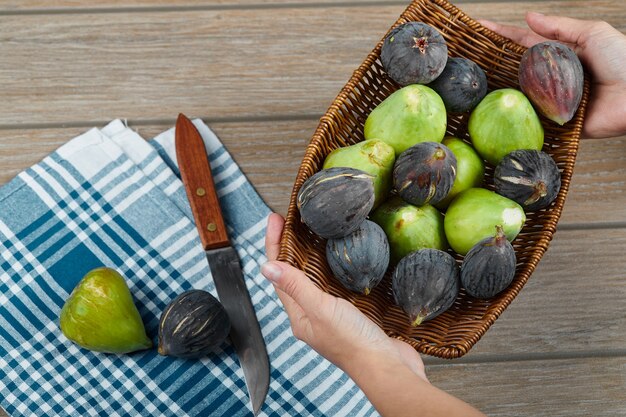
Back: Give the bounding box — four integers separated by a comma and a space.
0, 120, 378, 417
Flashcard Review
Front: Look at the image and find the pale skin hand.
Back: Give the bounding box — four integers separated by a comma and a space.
262, 213, 486, 417
479, 12, 626, 139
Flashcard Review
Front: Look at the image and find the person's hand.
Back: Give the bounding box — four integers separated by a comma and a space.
480, 12, 626, 139
261, 212, 427, 381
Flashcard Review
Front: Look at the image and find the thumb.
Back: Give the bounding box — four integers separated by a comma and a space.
525, 12, 586, 45
261, 261, 325, 313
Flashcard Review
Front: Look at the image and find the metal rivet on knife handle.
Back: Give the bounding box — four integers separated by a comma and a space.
207, 222, 217, 232
196, 187, 206, 196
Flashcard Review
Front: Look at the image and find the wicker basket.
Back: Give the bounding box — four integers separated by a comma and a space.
278, 0, 590, 359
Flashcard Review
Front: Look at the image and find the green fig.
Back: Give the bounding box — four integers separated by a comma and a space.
444, 188, 526, 255
60, 267, 152, 354
434, 136, 485, 210
364, 85, 447, 155
370, 196, 448, 264
468, 88, 544, 165
323, 139, 395, 208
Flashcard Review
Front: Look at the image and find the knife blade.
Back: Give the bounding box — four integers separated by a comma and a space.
175, 113, 269, 416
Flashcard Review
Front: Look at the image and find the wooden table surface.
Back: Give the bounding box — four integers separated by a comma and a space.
1, 0, 625, 416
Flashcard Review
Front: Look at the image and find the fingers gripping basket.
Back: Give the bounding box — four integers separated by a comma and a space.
278, 0, 590, 358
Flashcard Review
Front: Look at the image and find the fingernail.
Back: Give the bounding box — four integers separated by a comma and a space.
261, 262, 282, 283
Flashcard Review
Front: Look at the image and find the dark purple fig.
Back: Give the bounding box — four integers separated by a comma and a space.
460, 226, 517, 299
326, 220, 390, 295
519, 41, 584, 125
393, 142, 457, 206
392, 248, 459, 326
158, 289, 231, 359
381, 22, 448, 86
494, 149, 561, 211
297, 167, 375, 239
428, 57, 488, 113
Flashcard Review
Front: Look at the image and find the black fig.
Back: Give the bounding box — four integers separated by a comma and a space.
326, 220, 390, 295
393, 142, 457, 206
392, 249, 460, 326
494, 149, 561, 211
381, 22, 448, 86
158, 290, 230, 359
428, 57, 488, 113
297, 167, 375, 239
460, 226, 517, 299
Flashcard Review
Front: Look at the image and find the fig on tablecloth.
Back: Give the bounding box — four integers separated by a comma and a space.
158, 289, 230, 359
59, 267, 152, 354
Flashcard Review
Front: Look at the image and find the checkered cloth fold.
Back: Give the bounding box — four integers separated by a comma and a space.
0, 120, 377, 417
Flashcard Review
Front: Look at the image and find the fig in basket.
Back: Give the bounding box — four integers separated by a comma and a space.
461, 226, 517, 299
158, 289, 230, 359
434, 136, 485, 210
428, 57, 488, 113
494, 149, 562, 211
444, 188, 526, 256
323, 139, 395, 209
326, 220, 390, 295
59, 267, 152, 354
364, 84, 447, 155
381, 21, 448, 86
393, 141, 457, 207
297, 167, 375, 239
392, 248, 460, 326
468, 88, 544, 165
371, 196, 448, 264
519, 41, 584, 125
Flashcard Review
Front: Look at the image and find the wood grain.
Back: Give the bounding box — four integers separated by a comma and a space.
0, 0, 407, 11
175, 114, 230, 250
0, 0, 578, 12
427, 356, 626, 417
0, 2, 624, 127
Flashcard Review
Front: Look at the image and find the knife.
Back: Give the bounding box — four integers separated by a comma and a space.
175, 113, 269, 416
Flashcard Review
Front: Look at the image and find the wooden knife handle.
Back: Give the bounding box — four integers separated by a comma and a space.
175, 113, 230, 251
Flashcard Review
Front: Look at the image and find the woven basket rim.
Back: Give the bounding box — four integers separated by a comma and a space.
278, 0, 589, 359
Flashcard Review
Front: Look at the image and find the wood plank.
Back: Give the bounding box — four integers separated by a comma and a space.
427, 356, 626, 417
0, 0, 596, 12
0, 2, 624, 127
0, 0, 407, 11
562, 137, 626, 226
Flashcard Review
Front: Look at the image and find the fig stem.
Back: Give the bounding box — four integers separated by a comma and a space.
494, 225, 507, 246
411, 314, 426, 327
524, 181, 548, 206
